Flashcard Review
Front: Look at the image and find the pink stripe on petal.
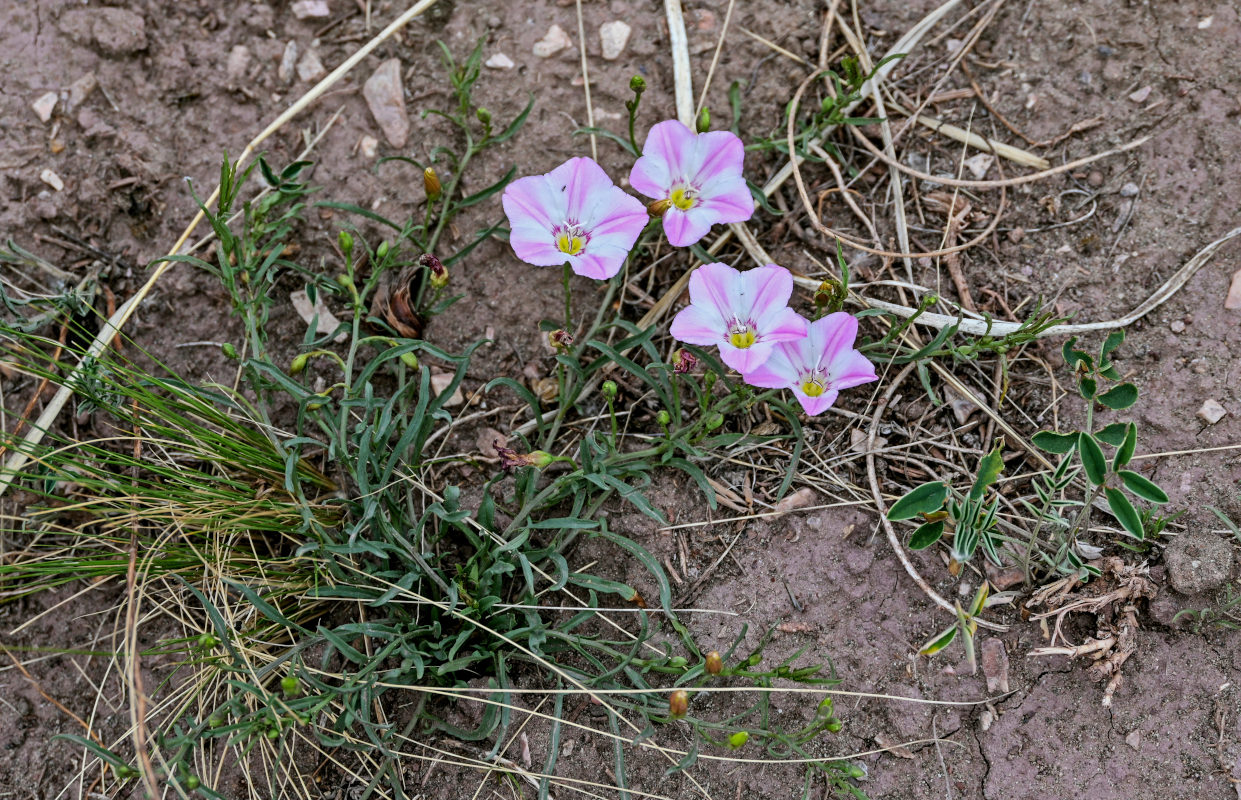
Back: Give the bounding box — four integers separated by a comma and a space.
508, 226, 564, 266
692, 131, 745, 186
699, 182, 755, 224
663, 207, 713, 247
720, 341, 774, 373
759, 307, 810, 343
670, 304, 725, 345
809, 312, 859, 369
743, 265, 795, 323
689, 262, 740, 321
795, 389, 839, 416
502, 174, 563, 231
828, 349, 878, 390
572, 252, 625, 280
629, 155, 672, 200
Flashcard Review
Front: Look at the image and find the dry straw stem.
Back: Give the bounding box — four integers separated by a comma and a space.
664, 0, 695, 126
0, 0, 441, 500
886, 99, 1050, 169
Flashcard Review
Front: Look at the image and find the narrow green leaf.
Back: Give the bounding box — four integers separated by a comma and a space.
1097, 383, 1138, 410
1094, 422, 1128, 446
1032, 430, 1079, 454
969, 445, 1004, 501
908, 521, 944, 549
886, 481, 948, 521
1113, 423, 1137, 470
1105, 487, 1144, 538
1119, 470, 1169, 504
1078, 433, 1107, 485
918, 624, 958, 656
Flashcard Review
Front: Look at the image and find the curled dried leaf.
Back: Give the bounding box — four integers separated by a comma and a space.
370, 265, 426, 339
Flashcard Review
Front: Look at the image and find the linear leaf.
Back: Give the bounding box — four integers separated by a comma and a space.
1119, 470, 1169, 504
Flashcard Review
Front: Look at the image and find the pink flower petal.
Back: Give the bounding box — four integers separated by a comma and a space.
794, 388, 840, 416
828, 349, 878, 390
573, 251, 625, 280
720, 340, 774, 373
811, 312, 860, 369
502, 174, 563, 233
698, 178, 754, 224
692, 131, 745, 187
670, 304, 725, 345
741, 348, 798, 388
759, 307, 810, 343
545, 157, 612, 223
688, 262, 740, 321
663, 207, 714, 247
508, 224, 564, 266
741, 265, 795, 325
630, 120, 697, 198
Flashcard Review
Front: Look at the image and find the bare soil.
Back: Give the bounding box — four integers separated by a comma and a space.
3, 0, 1241, 798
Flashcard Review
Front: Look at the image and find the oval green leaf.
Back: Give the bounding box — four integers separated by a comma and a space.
887, 481, 948, 521
1119, 470, 1169, 504
908, 520, 945, 550
1113, 423, 1137, 471
1032, 431, 1079, 454
1094, 422, 1128, 446
1078, 433, 1107, 485
1105, 487, 1144, 539
1097, 383, 1138, 410
969, 446, 1005, 500
918, 624, 958, 657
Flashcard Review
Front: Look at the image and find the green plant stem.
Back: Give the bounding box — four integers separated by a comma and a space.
562, 262, 573, 329
426, 135, 475, 256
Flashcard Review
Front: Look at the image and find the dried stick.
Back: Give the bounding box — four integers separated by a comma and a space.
663, 0, 695, 126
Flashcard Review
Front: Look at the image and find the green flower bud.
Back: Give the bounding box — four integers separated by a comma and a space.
376, 240, 391, 260
399, 352, 419, 370
183, 775, 201, 790
727, 731, 749, 749
338, 230, 354, 258
668, 656, 688, 668
280, 675, 300, 697
696, 107, 710, 133
629, 75, 646, 93
747, 653, 762, 667
289, 353, 309, 375
197, 633, 219, 650
336, 273, 356, 290
601, 380, 618, 401
704, 412, 724, 431
265, 728, 280, 739
656, 410, 671, 427
476, 107, 492, 125
221, 342, 239, 360
846, 763, 866, 779
827, 719, 843, 733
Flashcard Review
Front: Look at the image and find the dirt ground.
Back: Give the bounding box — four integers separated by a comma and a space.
2, 0, 1241, 798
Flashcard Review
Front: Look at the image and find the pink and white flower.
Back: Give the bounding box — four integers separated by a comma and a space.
502, 157, 648, 280
742, 312, 877, 416
669, 262, 808, 373
629, 120, 753, 248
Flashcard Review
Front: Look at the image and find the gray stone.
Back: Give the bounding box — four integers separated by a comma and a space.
277, 40, 299, 83
363, 58, 409, 148
60, 8, 147, 56
1164, 529, 1233, 595
297, 49, 326, 82
226, 45, 252, 81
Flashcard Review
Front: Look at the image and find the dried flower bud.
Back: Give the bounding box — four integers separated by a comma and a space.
601, 380, 618, 401
421, 253, 449, 289
338, 230, 354, 258
727, 731, 749, 749
289, 353, 309, 375
496, 442, 554, 471
548, 329, 574, 353
696, 107, 710, 133
647, 198, 672, 217
813, 280, 834, 308
423, 167, 442, 202
629, 75, 647, 93
671, 348, 697, 374
704, 651, 723, 675
668, 689, 689, 719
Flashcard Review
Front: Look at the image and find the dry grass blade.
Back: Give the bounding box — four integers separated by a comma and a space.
664, 0, 695, 126
886, 100, 1050, 169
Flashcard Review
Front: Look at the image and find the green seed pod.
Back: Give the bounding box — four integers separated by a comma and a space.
696, 107, 710, 133
221, 342, 239, 360
280, 674, 300, 697
476, 107, 492, 125
265, 728, 280, 739
846, 763, 866, 779
668, 656, 688, 668
338, 230, 354, 258
704, 412, 724, 431
601, 380, 618, 400
183, 775, 201, 790
376, 240, 391, 260
289, 353, 309, 375
827, 719, 843, 733
197, 633, 219, 650
727, 731, 749, 749
656, 410, 671, 427
399, 352, 419, 370
208, 714, 225, 729
629, 75, 646, 93
747, 653, 762, 667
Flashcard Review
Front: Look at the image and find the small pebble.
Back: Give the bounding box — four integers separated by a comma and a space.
277, 40, 299, 83
1225, 269, 1241, 310
599, 20, 631, 61
1125, 730, 1141, 751
226, 45, 251, 81
1087, 170, 1104, 188
358, 135, 378, 159
1097, 45, 1116, 57
1198, 15, 1213, 29
1169, 319, 1185, 333
363, 58, 409, 148
291, 0, 330, 19
486, 15, 502, 28
533, 24, 571, 58
1128, 85, 1152, 103
1119, 182, 1140, 197
1198, 399, 1227, 425
40, 169, 65, 192
485, 52, 515, 70
297, 49, 326, 82
66, 73, 98, 111
32, 91, 58, 123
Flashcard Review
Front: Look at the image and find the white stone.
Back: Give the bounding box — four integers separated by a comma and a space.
66, 73, 98, 112
485, 52, 515, 70
278, 40, 299, 83
290, 290, 346, 343
226, 45, 251, 81
1224, 269, 1241, 310
291, 0, 330, 19
1127, 85, 1152, 104
362, 58, 409, 148
1198, 399, 1227, 425
32, 92, 58, 123
358, 135, 378, 159
1198, 15, 1213, 29
297, 49, 326, 82
963, 153, 994, 180
40, 169, 64, 192
533, 24, 571, 58
599, 20, 631, 61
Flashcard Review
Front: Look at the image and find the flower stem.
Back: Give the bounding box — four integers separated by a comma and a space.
562, 261, 572, 329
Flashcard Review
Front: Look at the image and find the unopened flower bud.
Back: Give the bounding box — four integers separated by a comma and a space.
423, 167, 442, 202
399, 352, 419, 370
696, 107, 710, 133
705, 651, 723, 675
198, 633, 219, 650
476, 107, 492, 125
265, 728, 280, 739
183, 775, 201, 790
602, 380, 618, 401
813, 281, 833, 308
669, 656, 688, 668
629, 75, 646, 93
280, 675, 300, 697
221, 342, 239, 360
549, 329, 574, 353
704, 412, 723, 431
647, 198, 672, 217
421, 253, 449, 289
656, 409, 671, 427
827, 719, 844, 733
671, 348, 697, 374
336, 273, 356, 291
668, 689, 689, 719
496, 442, 554, 471
338, 230, 354, 258
289, 353, 309, 375
727, 731, 749, 749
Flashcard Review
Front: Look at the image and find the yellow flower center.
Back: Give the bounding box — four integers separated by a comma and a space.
801, 377, 827, 397
670, 186, 698, 211
728, 322, 756, 349
556, 233, 584, 255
